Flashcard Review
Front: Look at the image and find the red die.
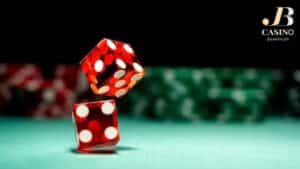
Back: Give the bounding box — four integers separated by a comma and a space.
72, 99, 120, 152
80, 38, 145, 98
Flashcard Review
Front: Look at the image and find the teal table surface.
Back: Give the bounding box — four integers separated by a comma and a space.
0, 116, 300, 169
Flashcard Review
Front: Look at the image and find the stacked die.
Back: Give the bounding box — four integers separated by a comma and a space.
73, 38, 145, 153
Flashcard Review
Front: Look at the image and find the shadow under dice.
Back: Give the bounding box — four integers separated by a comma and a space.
80, 38, 145, 98
72, 99, 120, 152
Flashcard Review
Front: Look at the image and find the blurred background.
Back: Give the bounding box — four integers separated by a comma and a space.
1, 63, 299, 123
0, 0, 298, 123
0, 2, 300, 168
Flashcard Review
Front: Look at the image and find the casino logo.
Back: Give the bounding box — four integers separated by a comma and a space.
261, 6, 295, 42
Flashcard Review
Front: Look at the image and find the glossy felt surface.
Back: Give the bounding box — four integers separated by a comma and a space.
0, 116, 300, 169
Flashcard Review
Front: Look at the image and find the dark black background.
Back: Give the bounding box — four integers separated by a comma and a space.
0, 0, 297, 68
